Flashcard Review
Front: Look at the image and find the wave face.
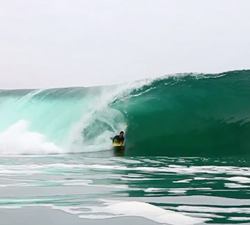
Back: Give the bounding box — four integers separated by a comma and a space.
0, 70, 250, 156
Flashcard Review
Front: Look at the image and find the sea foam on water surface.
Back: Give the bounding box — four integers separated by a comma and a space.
80, 200, 209, 225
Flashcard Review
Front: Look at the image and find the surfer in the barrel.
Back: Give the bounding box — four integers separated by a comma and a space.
112, 131, 125, 146
112, 131, 125, 156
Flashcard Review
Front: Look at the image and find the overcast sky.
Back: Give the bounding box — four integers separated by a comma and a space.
0, 0, 249, 89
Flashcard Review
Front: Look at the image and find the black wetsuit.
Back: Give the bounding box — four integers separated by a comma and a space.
113, 135, 124, 145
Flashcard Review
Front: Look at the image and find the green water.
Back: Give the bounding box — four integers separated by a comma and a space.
0, 70, 250, 224
0, 70, 250, 156
0, 155, 250, 224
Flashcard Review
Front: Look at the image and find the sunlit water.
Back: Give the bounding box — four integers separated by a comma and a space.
0, 154, 250, 225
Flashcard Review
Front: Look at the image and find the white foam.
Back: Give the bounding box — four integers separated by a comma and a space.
224, 183, 250, 188
144, 187, 211, 193
173, 179, 192, 183
181, 212, 224, 219
226, 176, 250, 183
145, 188, 167, 192
194, 177, 208, 180
120, 177, 164, 181
176, 206, 250, 214
229, 217, 250, 221
86, 201, 209, 225
168, 189, 187, 194
0, 120, 63, 155
144, 188, 187, 194
2, 163, 250, 180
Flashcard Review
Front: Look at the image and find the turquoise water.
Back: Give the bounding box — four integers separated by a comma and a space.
0, 70, 250, 156
0, 70, 250, 224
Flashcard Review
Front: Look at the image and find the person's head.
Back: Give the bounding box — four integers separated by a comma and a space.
119, 131, 124, 137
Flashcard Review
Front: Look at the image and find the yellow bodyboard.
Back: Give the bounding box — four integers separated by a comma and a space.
113, 142, 124, 146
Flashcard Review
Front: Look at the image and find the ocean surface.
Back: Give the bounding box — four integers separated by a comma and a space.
0, 70, 250, 225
